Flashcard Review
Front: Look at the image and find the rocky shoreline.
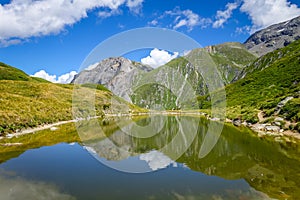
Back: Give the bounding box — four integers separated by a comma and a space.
1, 111, 299, 144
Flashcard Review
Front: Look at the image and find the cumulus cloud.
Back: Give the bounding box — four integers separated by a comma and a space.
31, 70, 77, 84
213, 2, 238, 28
31, 70, 57, 83
0, 0, 144, 46
240, 0, 300, 31
140, 150, 177, 171
141, 48, 179, 68
57, 71, 78, 84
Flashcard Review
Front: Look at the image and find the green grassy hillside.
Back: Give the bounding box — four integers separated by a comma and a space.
208, 42, 257, 83
0, 62, 49, 82
0, 63, 145, 135
199, 39, 300, 126
131, 43, 257, 110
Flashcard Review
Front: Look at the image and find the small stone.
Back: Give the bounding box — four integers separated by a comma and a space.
253, 124, 266, 131
274, 121, 281, 126
50, 127, 59, 131
242, 121, 248, 126
225, 118, 232, 123
266, 125, 280, 132
275, 117, 284, 122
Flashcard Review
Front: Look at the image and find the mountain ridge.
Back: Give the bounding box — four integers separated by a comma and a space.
244, 15, 300, 57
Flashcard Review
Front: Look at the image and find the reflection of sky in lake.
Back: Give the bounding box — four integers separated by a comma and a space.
0, 143, 273, 200
0, 169, 75, 200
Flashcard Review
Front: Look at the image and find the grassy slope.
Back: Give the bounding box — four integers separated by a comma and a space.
209, 42, 257, 83
0, 63, 145, 135
131, 43, 256, 110
199, 39, 300, 125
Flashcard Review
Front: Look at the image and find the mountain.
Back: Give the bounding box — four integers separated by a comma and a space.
73, 43, 256, 109
205, 42, 257, 83
131, 44, 256, 109
72, 57, 152, 101
72, 17, 300, 116
199, 39, 300, 126
244, 15, 300, 57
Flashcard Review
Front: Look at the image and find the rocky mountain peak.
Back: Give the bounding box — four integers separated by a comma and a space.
244, 15, 300, 57
72, 57, 152, 101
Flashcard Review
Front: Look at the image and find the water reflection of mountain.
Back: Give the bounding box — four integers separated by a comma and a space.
83, 116, 300, 200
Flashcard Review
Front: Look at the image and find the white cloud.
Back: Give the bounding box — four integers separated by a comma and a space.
167, 8, 212, 30
173, 10, 201, 30
240, 0, 300, 32
235, 25, 251, 34
32, 70, 57, 83
140, 150, 177, 171
126, 0, 144, 14
150, 7, 211, 31
57, 71, 78, 84
141, 48, 179, 68
31, 70, 77, 84
98, 9, 122, 18
0, 0, 144, 46
213, 2, 238, 28
148, 19, 158, 26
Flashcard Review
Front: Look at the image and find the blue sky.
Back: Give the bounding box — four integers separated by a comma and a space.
0, 0, 300, 83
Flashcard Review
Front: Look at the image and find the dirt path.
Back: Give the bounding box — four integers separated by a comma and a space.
2, 119, 78, 140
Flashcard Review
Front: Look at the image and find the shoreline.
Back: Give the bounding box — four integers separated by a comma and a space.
1, 111, 299, 142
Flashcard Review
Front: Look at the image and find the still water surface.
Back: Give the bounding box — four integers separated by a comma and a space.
0, 116, 299, 200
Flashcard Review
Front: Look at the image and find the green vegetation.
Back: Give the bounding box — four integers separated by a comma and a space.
0, 63, 146, 135
0, 80, 111, 134
0, 62, 31, 81
0, 62, 50, 82
198, 39, 300, 123
0, 122, 79, 163
131, 43, 256, 110
81, 83, 111, 92
208, 42, 257, 83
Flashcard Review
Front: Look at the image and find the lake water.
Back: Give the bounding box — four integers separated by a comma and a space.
0, 116, 300, 200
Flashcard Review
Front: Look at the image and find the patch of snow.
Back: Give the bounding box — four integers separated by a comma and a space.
85, 62, 99, 71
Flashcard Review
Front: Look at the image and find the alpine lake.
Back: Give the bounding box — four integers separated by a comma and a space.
0, 115, 300, 200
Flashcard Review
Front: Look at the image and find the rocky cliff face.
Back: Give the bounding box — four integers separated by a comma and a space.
72, 57, 152, 101
244, 15, 300, 57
